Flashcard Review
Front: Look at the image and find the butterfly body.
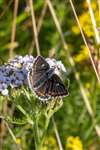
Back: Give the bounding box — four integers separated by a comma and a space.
28, 56, 68, 101
33, 67, 55, 90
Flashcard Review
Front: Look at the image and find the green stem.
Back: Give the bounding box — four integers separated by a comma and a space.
33, 99, 63, 150
39, 117, 50, 149
33, 117, 40, 150
33, 115, 50, 150
37, 109, 55, 150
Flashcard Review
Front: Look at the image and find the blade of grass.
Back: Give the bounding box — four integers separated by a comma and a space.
0, 0, 13, 19
5, 121, 22, 150
0, 98, 8, 149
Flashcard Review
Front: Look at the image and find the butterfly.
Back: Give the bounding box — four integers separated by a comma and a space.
28, 56, 68, 101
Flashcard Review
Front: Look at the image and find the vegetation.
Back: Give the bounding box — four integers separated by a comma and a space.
0, 0, 100, 150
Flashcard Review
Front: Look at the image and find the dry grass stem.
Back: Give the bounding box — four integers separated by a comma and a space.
87, 0, 100, 44
28, 1, 47, 54
29, 0, 40, 56
52, 117, 64, 150
37, 1, 48, 34
97, 0, 100, 18
9, 0, 19, 59
95, 125, 100, 137
47, 0, 65, 45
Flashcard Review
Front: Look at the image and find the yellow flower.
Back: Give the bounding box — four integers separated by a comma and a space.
85, 83, 91, 89
66, 136, 83, 150
40, 147, 47, 150
41, 136, 59, 150
74, 46, 89, 63
83, 0, 97, 10
16, 138, 21, 144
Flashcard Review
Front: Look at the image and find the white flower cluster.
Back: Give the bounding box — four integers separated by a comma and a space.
46, 58, 66, 76
0, 55, 66, 96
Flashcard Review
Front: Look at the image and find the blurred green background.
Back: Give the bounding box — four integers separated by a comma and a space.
0, 0, 100, 150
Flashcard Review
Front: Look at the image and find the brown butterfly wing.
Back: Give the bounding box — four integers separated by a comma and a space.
34, 80, 50, 100
47, 74, 68, 97
32, 56, 50, 88
34, 74, 68, 101
33, 56, 49, 72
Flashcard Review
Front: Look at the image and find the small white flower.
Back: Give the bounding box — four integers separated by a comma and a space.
23, 55, 34, 62
56, 61, 66, 73
1, 89, 8, 96
46, 58, 66, 75
46, 58, 56, 68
